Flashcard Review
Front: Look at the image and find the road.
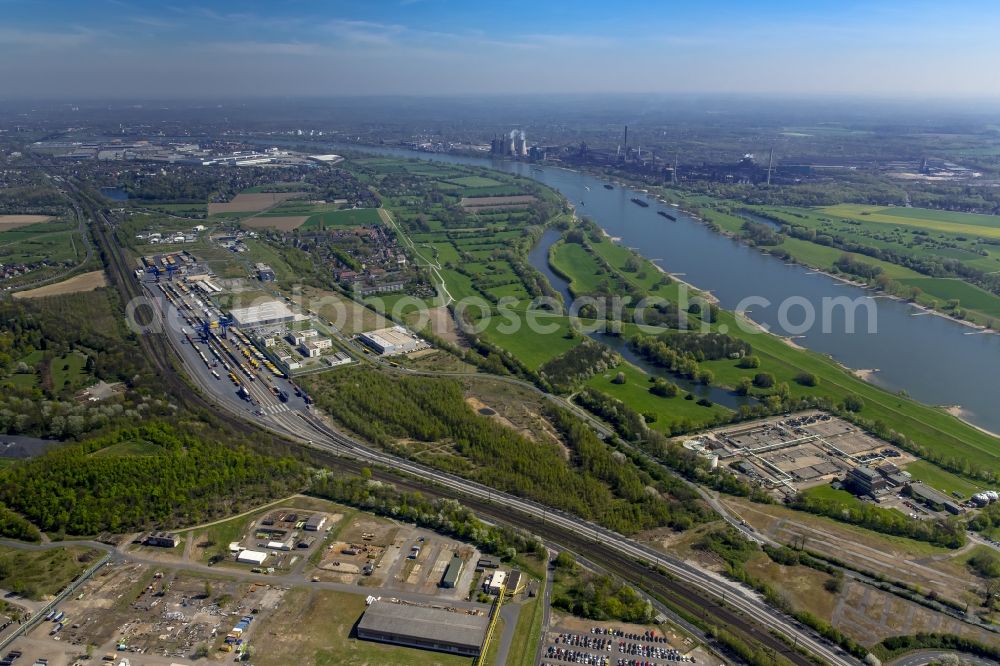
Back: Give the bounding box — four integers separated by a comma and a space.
533, 552, 554, 666
76, 182, 859, 666
888, 649, 996, 666
149, 292, 857, 666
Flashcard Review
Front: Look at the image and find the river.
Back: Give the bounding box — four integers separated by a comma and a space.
276, 142, 1000, 434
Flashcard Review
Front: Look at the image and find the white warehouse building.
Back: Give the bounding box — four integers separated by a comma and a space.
236, 550, 268, 565
358, 326, 423, 356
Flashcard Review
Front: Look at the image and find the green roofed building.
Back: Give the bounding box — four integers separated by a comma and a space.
441, 554, 463, 589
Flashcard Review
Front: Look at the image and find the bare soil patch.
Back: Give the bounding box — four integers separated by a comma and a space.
242, 215, 309, 230
297, 285, 387, 335
425, 305, 466, 346
14, 270, 107, 299
0, 214, 52, 230
466, 396, 522, 434
208, 192, 306, 215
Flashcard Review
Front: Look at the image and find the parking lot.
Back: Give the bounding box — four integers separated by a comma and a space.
541, 615, 714, 666
543, 627, 697, 666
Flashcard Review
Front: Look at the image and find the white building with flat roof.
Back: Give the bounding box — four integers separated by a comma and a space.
229, 299, 301, 327
358, 326, 423, 356
236, 550, 268, 565
484, 570, 507, 595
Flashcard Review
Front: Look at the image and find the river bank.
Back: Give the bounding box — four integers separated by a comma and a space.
285, 139, 1000, 442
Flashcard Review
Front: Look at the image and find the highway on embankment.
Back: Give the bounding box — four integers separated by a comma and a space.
76, 180, 859, 666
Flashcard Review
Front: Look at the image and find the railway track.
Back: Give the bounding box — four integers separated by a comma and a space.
77, 181, 854, 666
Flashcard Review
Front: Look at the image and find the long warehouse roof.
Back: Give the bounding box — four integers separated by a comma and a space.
358, 601, 487, 649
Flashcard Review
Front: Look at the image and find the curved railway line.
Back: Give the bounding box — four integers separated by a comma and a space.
76, 181, 856, 666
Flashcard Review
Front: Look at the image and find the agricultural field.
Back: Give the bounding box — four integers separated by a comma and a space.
821, 204, 1000, 237
713, 204, 1000, 323
0, 215, 88, 284
207, 191, 306, 215
300, 207, 382, 229
13, 269, 107, 298
0, 214, 51, 230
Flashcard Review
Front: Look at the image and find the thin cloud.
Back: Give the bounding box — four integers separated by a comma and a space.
0, 27, 97, 49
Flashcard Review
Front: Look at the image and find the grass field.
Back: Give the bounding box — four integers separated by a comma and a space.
550, 242, 606, 296
447, 176, 505, 188
586, 362, 732, 432
139, 203, 206, 217
0, 217, 85, 273
481, 308, 582, 369
301, 207, 382, 229
241, 215, 309, 231
744, 553, 839, 620
0, 545, 101, 599
896, 277, 1000, 318
821, 204, 1000, 239
50, 351, 90, 391
253, 589, 474, 666
903, 460, 985, 498
92, 439, 164, 457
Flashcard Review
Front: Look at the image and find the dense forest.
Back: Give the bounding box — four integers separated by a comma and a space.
304, 367, 705, 534
0, 423, 306, 535
0, 503, 41, 542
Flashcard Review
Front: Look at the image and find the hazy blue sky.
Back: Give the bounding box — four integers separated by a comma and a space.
2, 0, 999, 98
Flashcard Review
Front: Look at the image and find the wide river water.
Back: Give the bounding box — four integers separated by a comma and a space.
293, 143, 1000, 434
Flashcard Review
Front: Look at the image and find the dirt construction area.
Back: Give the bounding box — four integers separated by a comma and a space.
15, 560, 286, 665
14, 270, 108, 299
